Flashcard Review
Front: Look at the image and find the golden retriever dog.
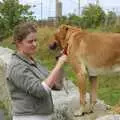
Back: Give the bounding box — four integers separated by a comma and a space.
49, 25, 120, 115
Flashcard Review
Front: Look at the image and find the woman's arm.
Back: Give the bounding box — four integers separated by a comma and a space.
44, 54, 67, 88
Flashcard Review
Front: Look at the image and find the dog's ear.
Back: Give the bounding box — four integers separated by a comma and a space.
60, 24, 71, 31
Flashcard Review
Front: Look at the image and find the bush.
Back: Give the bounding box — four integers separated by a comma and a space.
0, 0, 35, 40
81, 4, 105, 28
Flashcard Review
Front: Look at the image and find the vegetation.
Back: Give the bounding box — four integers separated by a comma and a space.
0, 100, 11, 120
59, 4, 120, 33
81, 4, 105, 28
0, 0, 35, 40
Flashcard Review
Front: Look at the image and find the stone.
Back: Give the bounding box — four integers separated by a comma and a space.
0, 47, 117, 120
0, 110, 5, 120
0, 47, 13, 69
96, 114, 120, 120
0, 47, 13, 120
51, 80, 111, 120
52, 80, 80, 120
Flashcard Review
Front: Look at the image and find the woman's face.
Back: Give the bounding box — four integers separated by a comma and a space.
17, 32, 37, 57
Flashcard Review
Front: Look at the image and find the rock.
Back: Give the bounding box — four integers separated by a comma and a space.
52, 80, 80, 120
51, 80, 111, 120
0, 110, 5, 120
96, 114, 120, 120
0, 47, 13, 120
0, 47, 117, 120
0, 47, 13, 100
0, 47, 13, 70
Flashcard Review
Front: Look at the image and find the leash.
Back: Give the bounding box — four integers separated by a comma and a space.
63, 43, 68, 55
55, 43, 68, 60
63, 43, 69, 94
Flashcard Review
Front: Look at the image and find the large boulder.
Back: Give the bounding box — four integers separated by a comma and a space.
0, 47, 13, 101
0, 46, 116, 120
52, 80, 111, 120
52, 80, 80, 120
0, 47, 13, 120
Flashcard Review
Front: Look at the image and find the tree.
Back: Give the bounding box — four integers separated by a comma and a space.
0, 0, 35, 39
59, 14, 83, 27
81, 4, 105, 28
59, 16, 69, 25
68, 13, 82, 26
105, 11, 117, 25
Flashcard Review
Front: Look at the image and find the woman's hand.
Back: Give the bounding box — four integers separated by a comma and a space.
44, 54, 67, 88
57, 54, 68, 67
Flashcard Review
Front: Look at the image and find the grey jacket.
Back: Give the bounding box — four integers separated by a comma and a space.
6, 52, 53, 116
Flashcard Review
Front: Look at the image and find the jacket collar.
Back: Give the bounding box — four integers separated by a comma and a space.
13, 52, 37, 66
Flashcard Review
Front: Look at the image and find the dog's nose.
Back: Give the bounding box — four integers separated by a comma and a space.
49, 42, 57, 50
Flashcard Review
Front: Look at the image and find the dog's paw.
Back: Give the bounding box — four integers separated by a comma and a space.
89, 103, 95, 112
74, 105, 86, 116
74, 110, 85, 117
74, 103, 94, 117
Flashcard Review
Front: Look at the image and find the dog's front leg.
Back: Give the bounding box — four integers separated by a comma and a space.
77, 71, 86, 105
76, 70, 88, 116
69, 57, 86, 116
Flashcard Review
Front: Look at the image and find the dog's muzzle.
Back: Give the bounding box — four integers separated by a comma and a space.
49, 41, 57, 50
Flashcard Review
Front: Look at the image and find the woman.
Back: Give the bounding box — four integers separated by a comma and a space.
6, 22, 67, 120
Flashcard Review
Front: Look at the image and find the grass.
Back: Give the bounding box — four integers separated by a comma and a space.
98, 75, 120, 106
0, 26, 120, 108
0, 100, 11, 120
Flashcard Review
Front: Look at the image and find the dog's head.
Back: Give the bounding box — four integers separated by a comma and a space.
49, 25, 82, 59
49, 24, 71, 50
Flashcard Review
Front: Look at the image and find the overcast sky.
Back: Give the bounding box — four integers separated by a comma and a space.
19, 0, 120, 19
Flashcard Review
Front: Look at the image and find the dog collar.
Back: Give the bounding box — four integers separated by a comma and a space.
63, 44, 68, 55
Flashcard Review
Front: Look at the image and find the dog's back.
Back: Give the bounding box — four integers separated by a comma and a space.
73, 32, 120, 75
